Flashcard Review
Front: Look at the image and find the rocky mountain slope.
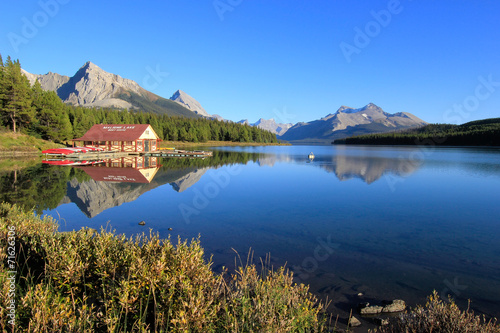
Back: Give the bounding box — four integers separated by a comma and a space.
238, 118, 293, 136
21, 63, 427, 140
22, 62, 199, 118
170, 90, 211, 117
279, 103, 427, 143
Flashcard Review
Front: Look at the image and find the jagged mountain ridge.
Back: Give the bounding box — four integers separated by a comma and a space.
22, 62, 199, 118
21, 63, 427, 139
170, 90, 211, 117
238, 118, 293, 136
279, 103, 427, 143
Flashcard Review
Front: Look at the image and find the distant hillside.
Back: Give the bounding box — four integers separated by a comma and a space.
22, 62, 199, 118
279, 103, 427, 144
334, 118, 500, 146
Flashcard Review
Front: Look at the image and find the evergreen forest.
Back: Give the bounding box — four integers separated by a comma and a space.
334, 118, 500, 146
0, 55, 278, 144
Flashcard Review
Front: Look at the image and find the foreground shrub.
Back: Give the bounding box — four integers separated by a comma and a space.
4, 203, 498, 332
374, 291, 500, 333
0, 203, 328, 332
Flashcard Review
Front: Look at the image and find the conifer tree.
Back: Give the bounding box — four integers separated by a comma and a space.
32, 82, 72, 141
0, 57, 35, 133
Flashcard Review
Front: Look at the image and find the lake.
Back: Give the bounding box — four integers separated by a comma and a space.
3, 145, 500, 324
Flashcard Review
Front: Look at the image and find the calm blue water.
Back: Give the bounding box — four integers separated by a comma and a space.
35, 145, 500, 319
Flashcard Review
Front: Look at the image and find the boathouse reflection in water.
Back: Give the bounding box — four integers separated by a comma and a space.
76, 156, 160, 184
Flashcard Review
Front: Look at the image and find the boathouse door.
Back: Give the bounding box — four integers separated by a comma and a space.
144, 140, 150, 152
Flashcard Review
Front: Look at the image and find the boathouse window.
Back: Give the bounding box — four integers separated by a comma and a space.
146, 130, 150, 134
84, 141, 92, 145
125, 141, 133, 145
137, 141, 143, 146
113, 141, 119, 146
99, 141, 106, 145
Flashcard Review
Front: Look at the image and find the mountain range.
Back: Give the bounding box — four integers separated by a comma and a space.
22, 61, 427, 141
22, 62, 200, 118
279, 103, 427, 143
238, 118, 293, 136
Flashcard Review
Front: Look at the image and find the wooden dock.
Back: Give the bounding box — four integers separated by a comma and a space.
44, 149, 212, 161
145, 149, 213, 158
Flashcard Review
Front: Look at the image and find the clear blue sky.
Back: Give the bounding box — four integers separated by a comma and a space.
1, 0, 499, 124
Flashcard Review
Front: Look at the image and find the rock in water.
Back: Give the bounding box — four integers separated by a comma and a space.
138, 221, 146, 226
360, 305, 384, 315
382, 299, 406, 313
348, 316, 362, 327
375, 317, 390, 326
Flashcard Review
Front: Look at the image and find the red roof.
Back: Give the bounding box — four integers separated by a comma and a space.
76, 166, 152, 183
74, 124, 159, 141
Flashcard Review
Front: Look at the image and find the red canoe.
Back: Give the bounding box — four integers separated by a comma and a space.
42, 147, 104, 155
42, 160, 104, 166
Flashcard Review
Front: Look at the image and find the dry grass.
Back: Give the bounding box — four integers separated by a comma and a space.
0, 203, 328, 332
3, 203, 498, 332
0, 131, 63, 153
372, 291, 500, 333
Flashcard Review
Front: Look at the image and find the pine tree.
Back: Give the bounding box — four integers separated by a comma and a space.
32, 84, 72, 141
0, 57, 35, 133
179, 127, 188, 141
0, 54, 5, 121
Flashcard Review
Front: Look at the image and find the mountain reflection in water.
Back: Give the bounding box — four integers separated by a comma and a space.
3, 145, 500, 321
320, 155, 417, 184
0, 149, 421, 218
59, 150, 420, 217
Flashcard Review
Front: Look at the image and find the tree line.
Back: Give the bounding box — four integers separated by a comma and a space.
0, 55, 278, 144
334, 119, 500, 146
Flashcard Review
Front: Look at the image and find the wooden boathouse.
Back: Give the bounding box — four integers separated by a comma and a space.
73, 124, 160, 153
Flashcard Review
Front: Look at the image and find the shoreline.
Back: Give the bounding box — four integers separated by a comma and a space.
0, 140, 290, 156
0, 150, 41, 157
159, 140, 291, 148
